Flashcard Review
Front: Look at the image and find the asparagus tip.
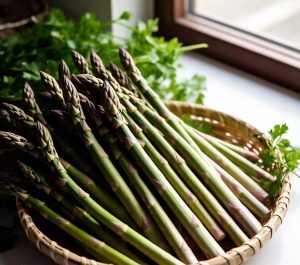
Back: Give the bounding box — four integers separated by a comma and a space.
71, 50, 80, 58
99, 81, 121, 115
39, 71, 47, 79
90, 50, 105, 71
109, 62, 118, 72
59, 59, 71, 79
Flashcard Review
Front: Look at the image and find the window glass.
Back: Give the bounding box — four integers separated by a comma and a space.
190, 0, 300, 50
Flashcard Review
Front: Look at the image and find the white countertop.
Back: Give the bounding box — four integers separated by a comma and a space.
1, 52, 299, 265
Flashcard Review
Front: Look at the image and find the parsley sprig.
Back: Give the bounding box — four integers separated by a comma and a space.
259, 124, 300, 197
0, 9, 206, 104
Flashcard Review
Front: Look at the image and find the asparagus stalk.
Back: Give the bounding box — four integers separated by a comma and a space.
16, 161, 146, 265
72, 51, 91, 74
16, 191, 140, 265
90, 50, 106, 79
120, 96, 249, 245
83, 98, 197, 262
1, 129, 185, 265
58, 75, 168, 250
205, 137, 276, 183
81, 90, 222, 242
90, 52, 142, 101
123, 111, 226, 241
58, 59, 71, 84
119, 48, 202, 148
34, 122, 185, 265
0, 132, 39, 158
40, 71, 66, 108
129, 96, 262, 237
90, 51, 130, 95
204, 157, 270, 218
22, 82, 96, 176
94, 117, 197, 263
60, 158, 137, 229
98, 80, 225, 258
182, 122, 269, 202
198, 131, 260, 163
0, 105, 138, 228
109, 62, 138, 96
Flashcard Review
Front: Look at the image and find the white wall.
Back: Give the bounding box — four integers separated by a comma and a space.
50, 0, 112, 22
50, 0, 154, 37
111, 0, 154, 38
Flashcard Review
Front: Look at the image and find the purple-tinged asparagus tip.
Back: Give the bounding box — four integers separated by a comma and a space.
59, 59, 71, 80
99, 81, 121, 115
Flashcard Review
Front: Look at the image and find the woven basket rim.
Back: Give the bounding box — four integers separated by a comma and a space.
0, 0, 49, 33
17, 101, 291, 265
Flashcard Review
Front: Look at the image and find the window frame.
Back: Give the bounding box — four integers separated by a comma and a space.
155, 0, 300, 93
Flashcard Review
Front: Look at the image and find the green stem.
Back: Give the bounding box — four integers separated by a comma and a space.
17, 192, 140, 265
96, 119, 197, 263
206, 138, 276, 184
130, 97, 262, 237
121, 97, 248, 245
198, 131, 260, 163
205, 156, 270, 218
124, 111, 225, 241
179, 43, 208, 52
60, 158, 138, 229
59, 76, 168, 249
182, 122, 269, 202
104, 107, 224, 258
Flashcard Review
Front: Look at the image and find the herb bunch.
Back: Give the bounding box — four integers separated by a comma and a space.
259, 124, 300, 197
0, 8, 206, 103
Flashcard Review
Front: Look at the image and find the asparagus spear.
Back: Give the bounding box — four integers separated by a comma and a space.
119, 48, 201, 148
123, 111, 226, 241
16, 161, 146, 265
36, 122, 185, 265
205, 137, 276, 183
22, 82, 96, 176
58, 59, 71, 83
16, 191, 140, 265
60, 158, 137, 229
84, 98, 197, 263
198, 131, 260, 163
204, 157, 270, 218
58, 75, 169, 250
72, 51, 91, 74
97, 80, 225, 258
90, 52, 142, 101
182, 122, 269, 202
129, 96, 262, 237
98, 121, 197, 263
0, 132, 39, 157
109, 62, 138, 96
120, 95, 249, 245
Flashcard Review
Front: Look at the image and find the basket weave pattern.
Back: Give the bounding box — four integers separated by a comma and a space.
17, 101, 291, 265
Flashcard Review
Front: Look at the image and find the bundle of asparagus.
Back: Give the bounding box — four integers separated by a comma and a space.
0, 48, 279, 265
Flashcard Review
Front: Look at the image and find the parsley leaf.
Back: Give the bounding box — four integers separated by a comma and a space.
259, 124, 300, 197
0, 9, 206, 104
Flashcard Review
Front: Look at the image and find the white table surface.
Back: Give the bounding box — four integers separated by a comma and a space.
1, 52, 299, 265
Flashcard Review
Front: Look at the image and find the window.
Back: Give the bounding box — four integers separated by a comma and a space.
155, 0, 300, 92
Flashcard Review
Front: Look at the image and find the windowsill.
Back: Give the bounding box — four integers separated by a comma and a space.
180, 52, 300, 146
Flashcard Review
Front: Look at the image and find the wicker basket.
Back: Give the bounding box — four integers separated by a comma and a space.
0, 0, 49, 36
16, 101, 291, 265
